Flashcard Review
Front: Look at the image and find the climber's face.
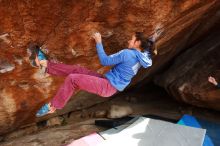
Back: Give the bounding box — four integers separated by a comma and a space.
128, 35, 141, 49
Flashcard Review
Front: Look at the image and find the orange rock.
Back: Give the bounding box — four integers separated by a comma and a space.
0, 0, 219, 135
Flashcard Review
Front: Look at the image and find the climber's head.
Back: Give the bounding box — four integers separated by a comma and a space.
128, 34, 141, 50
27, 43, 47, 67
128, 32, 156, 55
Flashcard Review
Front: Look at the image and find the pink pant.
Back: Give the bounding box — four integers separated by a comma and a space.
46, 61, 117, 109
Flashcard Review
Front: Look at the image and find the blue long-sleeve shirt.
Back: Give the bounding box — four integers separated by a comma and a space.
96, 43, 152, 91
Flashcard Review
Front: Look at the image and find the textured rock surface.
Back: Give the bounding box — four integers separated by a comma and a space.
155, 26, 220, 110
1, 120, 103, 146
107, 105, 133, 119
0, 0, 220, 135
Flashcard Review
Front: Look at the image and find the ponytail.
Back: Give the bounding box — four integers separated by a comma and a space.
135, 32, 157, 56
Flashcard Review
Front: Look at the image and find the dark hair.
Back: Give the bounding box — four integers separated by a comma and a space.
28, 44, 40, 60
135, 32, 156, 56
27, 43, 48, 67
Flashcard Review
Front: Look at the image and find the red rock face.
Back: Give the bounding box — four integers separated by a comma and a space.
0, 0, 219, 134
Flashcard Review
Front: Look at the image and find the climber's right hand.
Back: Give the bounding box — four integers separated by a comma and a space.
92, 32, 102, 44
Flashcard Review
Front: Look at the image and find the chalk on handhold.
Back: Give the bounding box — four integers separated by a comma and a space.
0, 60, 15, 73
107, 105, 133, 119
0, 33, 11, 44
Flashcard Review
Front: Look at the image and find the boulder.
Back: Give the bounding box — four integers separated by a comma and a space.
0, 0, 220, 134
155, 26, 220, 110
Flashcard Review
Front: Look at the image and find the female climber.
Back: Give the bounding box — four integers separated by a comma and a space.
28, 31, 158, 117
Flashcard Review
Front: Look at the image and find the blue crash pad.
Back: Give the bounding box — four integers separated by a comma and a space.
178, 115, 220, 146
